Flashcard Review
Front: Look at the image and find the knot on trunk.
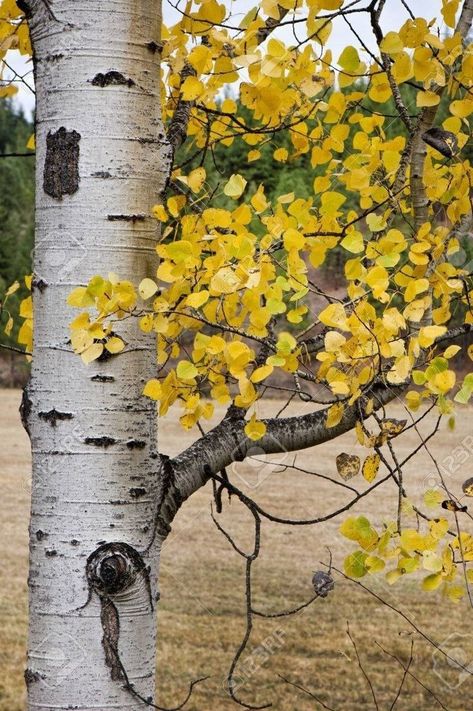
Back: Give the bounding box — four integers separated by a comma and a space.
85, 543, 153, 684
86, 542, 146, 597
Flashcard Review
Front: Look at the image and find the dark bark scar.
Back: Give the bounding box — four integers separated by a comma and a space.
84, 436, 117, 448
91, 71, 135, 88
39, 409, 73, 427
83, 542, 154, 682
43, 127, 80, 199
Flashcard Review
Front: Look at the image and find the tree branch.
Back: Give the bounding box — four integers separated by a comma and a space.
410, 0, 473, 229
168, 321, 473, 513
169, 378, 405, 507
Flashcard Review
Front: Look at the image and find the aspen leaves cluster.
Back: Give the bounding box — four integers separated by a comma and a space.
3, 0, 473, 602
41, 0, 473, 431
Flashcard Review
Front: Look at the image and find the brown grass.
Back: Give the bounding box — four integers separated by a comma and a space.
1, 388, 473, 710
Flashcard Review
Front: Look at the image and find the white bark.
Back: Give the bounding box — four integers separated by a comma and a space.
25, 2, 170, 709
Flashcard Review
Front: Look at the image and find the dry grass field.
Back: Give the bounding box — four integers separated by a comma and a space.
2, 388, 473, 710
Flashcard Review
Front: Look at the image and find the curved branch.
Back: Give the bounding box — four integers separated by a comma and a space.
168, 319, 473, 513
170, 378, 405, 506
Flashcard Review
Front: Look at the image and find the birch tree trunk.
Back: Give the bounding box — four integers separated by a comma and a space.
24, 2, 170, 709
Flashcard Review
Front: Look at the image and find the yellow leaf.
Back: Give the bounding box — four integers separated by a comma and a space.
81, 342, 104, 364
251, 184, 269, 213
418, 325, 446, 348
105, 337, 125, 354
180, 75, 204, 101
276, 331, 297, 355
210, 267, 240, 294
250, 364, 273, 383
143, 379, 162, 400
5, 280, 20, 297
366, 265, 389, 297
324, 331, 346, 352
450, 99, 473, 118
176, 360, 198, 380
188, 44, 212, 74
4, 316, 13, 336
422, 573, 443, 591
139, 278, 158, 300
366, 213, 387, 232
424, 489, 444, 508
362, 453, 380, 483
442, 0, 460, 28
67, 287, 94, 308
380, 31, 404, 55
186, 290, 209, 308
380, 419, 406, 436
223, 173, 247, 199
318, 303, 349, 331
417, 91, 440, 107
247, 149, 261, 161
26, 133, 35, 151
321, 191, 346, 215
188, 167, 206, 193
433, 369, 455, 394
326, 403, 344, 428
245, 414, 267, 441
283, 228, 305, 251
273, 147, 289, 162
152, 204, 168, 222
341, 231, 363, 254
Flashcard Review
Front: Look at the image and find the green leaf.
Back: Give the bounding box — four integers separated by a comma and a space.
176, 360, 198, 379
344, 551, 368, 578
338, 45, 360, 72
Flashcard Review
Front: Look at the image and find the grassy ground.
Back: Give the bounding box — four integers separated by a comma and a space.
2, 388, 473, 710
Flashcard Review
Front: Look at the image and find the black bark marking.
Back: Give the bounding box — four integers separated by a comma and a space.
31, 276, 48, 292
146, 40, 162, 54
39, 409, 73, 427
97, 349, 115, 362
107, 214, 146, 222
126, 439, 146, 450
91, 71, 135, 88
43, 127, 80, 199
35, 530, 48, 541
129, 487, 147, 498
45, 549, 57, 557
138, 136, 161, 145
91, 374, 115, 383
16, 0, 31, 17
44, 53, 64, 62
91, 171, 111, 178
20, 387, 32, 436
24, 668, 41, 686
84, 436, 117, 448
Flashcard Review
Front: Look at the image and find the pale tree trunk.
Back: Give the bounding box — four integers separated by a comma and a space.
24, 1, 170, 709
